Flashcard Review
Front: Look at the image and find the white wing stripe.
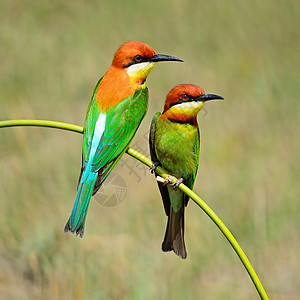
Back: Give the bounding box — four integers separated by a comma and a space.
89, 113, 106, 162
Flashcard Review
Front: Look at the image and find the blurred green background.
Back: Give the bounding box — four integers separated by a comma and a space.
0, 0, 299, 299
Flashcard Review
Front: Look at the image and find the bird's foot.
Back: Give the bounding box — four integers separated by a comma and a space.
150, 162, 159, 174
170, 177, 184, 191
165, 175, 176, 184
156, 175, 181, 189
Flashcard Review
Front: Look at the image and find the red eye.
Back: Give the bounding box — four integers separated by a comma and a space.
134, 55, 142, 62
181, 94, 189, 101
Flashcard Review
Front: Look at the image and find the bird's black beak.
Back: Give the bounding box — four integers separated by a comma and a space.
196, 94, 224, 102
150, 54, 184, 63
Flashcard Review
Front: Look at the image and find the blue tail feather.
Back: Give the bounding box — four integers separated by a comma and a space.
64, 170, 98, 237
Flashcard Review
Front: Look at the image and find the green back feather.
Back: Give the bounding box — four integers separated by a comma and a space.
83, 85, 148, 175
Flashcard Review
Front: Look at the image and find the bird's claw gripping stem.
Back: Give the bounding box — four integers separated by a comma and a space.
150, 162, 159, 174
156, 175, 183, 191
170, 177, 184, 191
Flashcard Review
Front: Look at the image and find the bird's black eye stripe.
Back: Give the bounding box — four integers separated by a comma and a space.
123, 55, 148, 68
168, 94, 194, 109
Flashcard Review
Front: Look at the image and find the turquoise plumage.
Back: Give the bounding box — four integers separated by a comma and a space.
65, 79, 148, 236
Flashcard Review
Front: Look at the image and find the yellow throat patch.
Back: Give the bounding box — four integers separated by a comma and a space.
168, 101, 205, 117
126, 62, 156, 84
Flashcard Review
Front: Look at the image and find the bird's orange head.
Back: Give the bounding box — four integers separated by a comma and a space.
96, 41, 183, 112
162, 84, 223, 125
112, 40, 156, 68
111, 40, 183, 84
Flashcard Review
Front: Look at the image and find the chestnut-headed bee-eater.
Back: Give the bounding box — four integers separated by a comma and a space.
149, 84, 223, 258
64, 41, 183, 237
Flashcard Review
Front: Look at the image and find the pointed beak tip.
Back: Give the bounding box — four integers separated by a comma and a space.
151, 54, 184, 63
175, 57, 184, 63
199, 94, 224, 102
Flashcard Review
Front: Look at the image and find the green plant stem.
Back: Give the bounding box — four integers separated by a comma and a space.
127, 147, 268, 299
0, 119, 83, 133
0, 119, 269, 300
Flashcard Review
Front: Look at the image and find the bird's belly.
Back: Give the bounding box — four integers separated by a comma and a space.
155, 133, 197, 179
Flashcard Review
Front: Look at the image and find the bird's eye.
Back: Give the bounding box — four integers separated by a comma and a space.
134, 55, 142, 63
181, 94, 189, 101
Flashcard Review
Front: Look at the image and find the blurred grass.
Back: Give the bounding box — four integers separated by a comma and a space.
0, 0, 299, 299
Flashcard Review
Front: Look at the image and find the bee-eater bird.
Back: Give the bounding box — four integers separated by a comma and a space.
64, 41, 183, 237
149, 84, 223, 258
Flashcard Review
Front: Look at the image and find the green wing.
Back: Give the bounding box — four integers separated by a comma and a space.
149, 112, 161, 163
187, 126, 200, 191
82, 86, 149, 195
149, 112, 173, 216
82, 77, 103, 164
93, 87, 148, 168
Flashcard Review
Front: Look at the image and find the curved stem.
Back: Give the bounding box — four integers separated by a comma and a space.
126, 148, 268, 299
0, 119, 83, 134
0, 119, 268, 300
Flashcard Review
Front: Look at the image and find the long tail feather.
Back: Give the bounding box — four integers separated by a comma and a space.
64, 170, 98, 237
162, 205, 187, 259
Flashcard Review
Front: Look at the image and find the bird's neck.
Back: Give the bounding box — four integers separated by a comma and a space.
96, 66, 145, 112
161, 101, 204, 126
161, 111, 198, 127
